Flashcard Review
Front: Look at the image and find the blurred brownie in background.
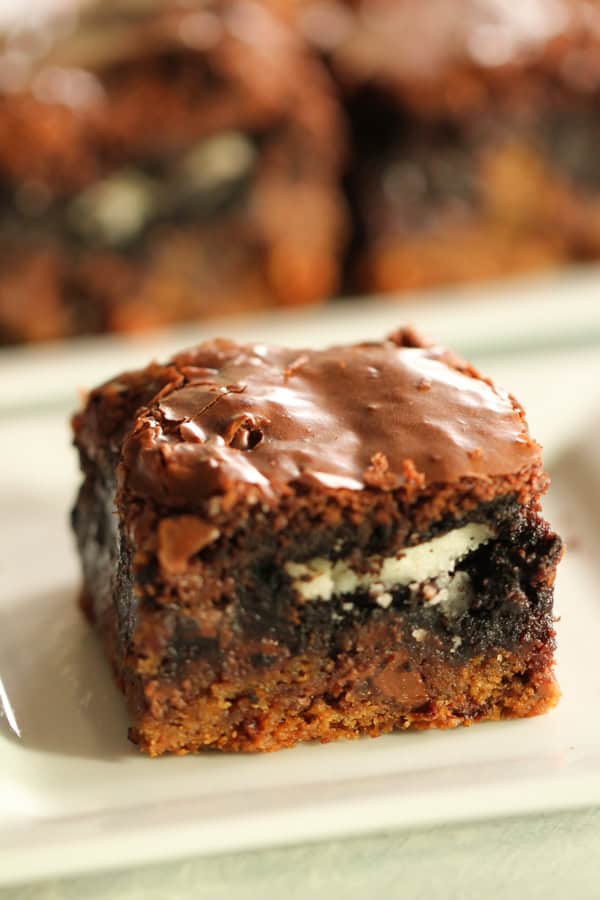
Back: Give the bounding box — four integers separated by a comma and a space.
7, 0, 600, 345
0, 0, 347, 344
299, 0, 600, 293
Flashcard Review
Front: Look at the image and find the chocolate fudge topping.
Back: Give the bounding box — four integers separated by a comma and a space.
122, 336, 540, 505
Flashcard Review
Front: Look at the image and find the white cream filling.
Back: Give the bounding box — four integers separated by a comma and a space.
284, 523, 493, 607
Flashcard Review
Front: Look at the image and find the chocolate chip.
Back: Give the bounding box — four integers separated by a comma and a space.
224, 413, 267, 451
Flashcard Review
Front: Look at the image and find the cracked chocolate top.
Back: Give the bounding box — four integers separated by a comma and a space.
118, 331, 541, 505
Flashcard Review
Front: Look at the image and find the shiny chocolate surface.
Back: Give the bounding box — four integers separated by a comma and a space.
121, 334, 540, 504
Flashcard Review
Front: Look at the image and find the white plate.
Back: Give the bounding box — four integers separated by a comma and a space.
1, 319, 600, 887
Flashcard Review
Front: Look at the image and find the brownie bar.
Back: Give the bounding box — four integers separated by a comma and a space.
72, 328, 562, 755
0, 0, 347, 343
301, 0, 600, 293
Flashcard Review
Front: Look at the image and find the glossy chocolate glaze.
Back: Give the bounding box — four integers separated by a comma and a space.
121, 335, 540, 505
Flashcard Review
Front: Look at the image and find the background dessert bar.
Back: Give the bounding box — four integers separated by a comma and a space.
0, 0, 347, 343
4, 0, 600, 343
304, 0, 600, 292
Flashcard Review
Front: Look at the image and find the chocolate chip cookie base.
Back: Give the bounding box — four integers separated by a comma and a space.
134, 652, 558, 756
81, 589, 558, 757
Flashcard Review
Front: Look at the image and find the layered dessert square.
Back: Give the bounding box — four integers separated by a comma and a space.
301, 0, 600, 293
72, 328, 562, 755
0, 0, 346, 343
